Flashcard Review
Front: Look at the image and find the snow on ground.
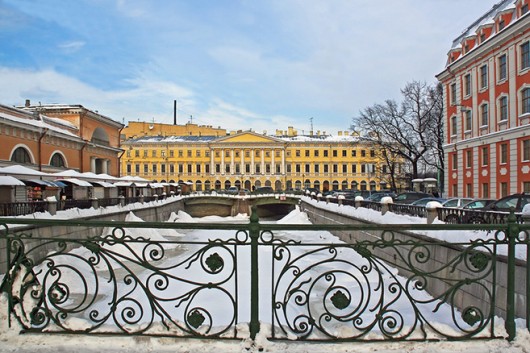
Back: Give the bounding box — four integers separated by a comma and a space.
304, 198, 527, 260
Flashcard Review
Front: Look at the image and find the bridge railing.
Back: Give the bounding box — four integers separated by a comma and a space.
316, 195, 525, 225
0, 214, 528, 342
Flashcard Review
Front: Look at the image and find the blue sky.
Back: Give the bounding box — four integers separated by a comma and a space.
0, 0, 490, 134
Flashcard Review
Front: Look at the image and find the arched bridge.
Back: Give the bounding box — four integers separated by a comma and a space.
182, 194, 301, 218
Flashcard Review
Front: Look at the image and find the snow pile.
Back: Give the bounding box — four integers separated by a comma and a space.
304, 197, 526, 260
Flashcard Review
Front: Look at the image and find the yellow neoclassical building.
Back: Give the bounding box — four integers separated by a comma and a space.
121, 123, 405, 192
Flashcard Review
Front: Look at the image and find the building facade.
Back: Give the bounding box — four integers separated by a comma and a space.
121, 126, 405, 192
0, 103, 86, 173
437, 0, 530, 198
20, 101, 124, 176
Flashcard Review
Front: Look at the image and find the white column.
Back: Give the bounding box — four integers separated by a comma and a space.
241, 149, 245, 175
281, 150, 285, 175
251, 149, 255, 174
230, 149, 235, 175
261, 148, 265, 174
90, 157, 96, 173
102, 159, 108, 174
210, 148, 214, 175
271, 149, 275, 175
221, 150, 225, 175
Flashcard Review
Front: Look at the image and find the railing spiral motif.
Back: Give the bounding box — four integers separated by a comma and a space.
270, 231, 496, 341
6, 228, 242, 338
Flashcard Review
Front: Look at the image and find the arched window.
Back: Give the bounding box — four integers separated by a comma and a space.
11, 147, 32, 164
50, 153, 66, 168
91, 127, 110, 146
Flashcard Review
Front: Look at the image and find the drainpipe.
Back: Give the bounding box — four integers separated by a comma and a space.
80, 141, 88, 172
117, 149, 126, 178
117, 125, 126, 178
38, 128, 49, 172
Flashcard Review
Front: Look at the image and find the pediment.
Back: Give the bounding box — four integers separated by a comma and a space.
213, 131, 284, 144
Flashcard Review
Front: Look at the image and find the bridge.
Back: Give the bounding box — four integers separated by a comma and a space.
182, 194, 300, 218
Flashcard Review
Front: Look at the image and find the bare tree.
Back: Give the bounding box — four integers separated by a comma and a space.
352, 81, 444, 190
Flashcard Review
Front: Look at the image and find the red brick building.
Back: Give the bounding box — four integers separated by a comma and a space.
437, 0, 530, 198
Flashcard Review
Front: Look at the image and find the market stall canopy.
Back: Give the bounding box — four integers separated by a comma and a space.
52, 170, 84, 178
55, 178, 93, 187
113, 181, 133, 187
0, 175, 26, 186
0, 165, 50, 177
21, 179, 65, 187
90, 181, 116, 188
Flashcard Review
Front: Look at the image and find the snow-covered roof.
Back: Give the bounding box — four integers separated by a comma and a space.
124, 133, 361, 144
0, 110, 79, 139
125, 135, 219, 143
450, 0, 516, 51
278, 134, 361, 142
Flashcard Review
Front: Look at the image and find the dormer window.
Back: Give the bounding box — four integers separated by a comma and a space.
522, 3, 528, 15
480, 33, 486, 43
464, 44, 469, 53
499, 19, 505, 31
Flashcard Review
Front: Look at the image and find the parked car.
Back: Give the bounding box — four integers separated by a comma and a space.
410, 197, 446, 207
442, 198, 474, 208
365, 192, 397, 202
254, 186, 274, 194
392, 192, 431, 204
485, 193, 530, 212
461, 199, 496, 209
226, 186, 239, 195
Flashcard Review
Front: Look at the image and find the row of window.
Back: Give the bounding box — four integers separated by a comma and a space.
450, 42, 530, 104
450, 88, 530, 135
451, 181, 530, 199
10, 146, 66, 167
125, 162, 388, 176
450, 140, 530, 169
125, 148, 379, 159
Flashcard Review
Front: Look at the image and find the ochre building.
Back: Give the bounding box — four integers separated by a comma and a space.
437, 0, 530, 198
121, 124, 405, 192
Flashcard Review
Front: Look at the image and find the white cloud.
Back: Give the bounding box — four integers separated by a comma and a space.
57, 41, 85, 53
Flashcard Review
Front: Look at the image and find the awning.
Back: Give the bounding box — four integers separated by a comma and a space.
50, 180, 67, 187
22, 179, 54, 187
21, 179, 66, 188
0, 176, 25, 186
113, 181, 133, 187
90, 181, 117, 188
56, 178, 93, 187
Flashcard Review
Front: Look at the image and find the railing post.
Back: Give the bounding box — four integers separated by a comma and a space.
249, 206, 260, 340
506, 210, 518, 341
47, 197, 57, 216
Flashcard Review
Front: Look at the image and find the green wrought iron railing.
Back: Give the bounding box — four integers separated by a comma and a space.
0, 211, 528, 342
